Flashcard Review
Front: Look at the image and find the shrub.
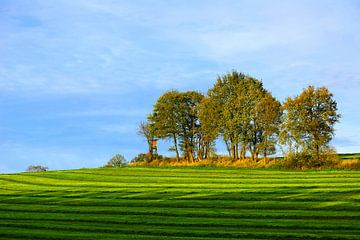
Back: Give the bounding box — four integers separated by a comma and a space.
335, 159, 360, 170
281, 147, 339, 169
131, 153, 151, 163
26, 165, 48, 172
281, 152, 313, 169
131, 153, 165, 163
105, 154, 127, 168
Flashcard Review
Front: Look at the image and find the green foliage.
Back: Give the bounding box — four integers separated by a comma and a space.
198, 97, 220, 159
281, 147, 339, 169
145, 71, 341, 169
1, 167, 360, 239
149, 90, 204, 161
205, 71, 281, 161
105, 154, 127, 168
131, 153, 151, 163
280, 86, 340, 167
131, 153, 165, 163
137, 121, 156, 160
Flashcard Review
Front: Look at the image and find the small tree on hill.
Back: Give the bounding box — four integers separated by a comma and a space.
26, 165, 48, 172
138, 121, 156, 161
106, 154, 127, 168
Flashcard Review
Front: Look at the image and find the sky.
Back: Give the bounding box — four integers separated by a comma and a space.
1, 0, 360, 173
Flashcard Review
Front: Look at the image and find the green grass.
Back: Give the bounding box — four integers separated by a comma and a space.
0, 167, 359, 239
338, 153, 360, 159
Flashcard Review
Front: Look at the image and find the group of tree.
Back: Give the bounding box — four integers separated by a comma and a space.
139, 71, 340, 168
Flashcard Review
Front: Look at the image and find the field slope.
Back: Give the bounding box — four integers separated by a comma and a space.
0, 167, 360, 239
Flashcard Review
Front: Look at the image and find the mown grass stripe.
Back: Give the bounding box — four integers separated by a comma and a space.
1, 216, 360, 232
1, 208, 360, 222
1, 222, 359, 240
1, 223, 359, 240
2, 205, 360, 220
1, 167, 359, 239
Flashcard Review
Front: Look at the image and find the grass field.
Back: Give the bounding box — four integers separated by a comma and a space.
0, 167, 359, 239
339, 153, 360, 159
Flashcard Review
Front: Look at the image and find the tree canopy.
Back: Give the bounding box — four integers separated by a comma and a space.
280, 86, 340, 165
138, 71, 340, 168
148, 90, 204, 161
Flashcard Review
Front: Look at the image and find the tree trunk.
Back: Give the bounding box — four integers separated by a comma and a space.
204, 142, 209, 159
264, 151, 268, 165
147, 140, 153, 162
225, 139, 231, 157
188, 149, 194, 162
249, 145, 255, 162
231, 142, 236, 160
235, 143, 239, 160
173, 133, 180, 161
315, 143, 320, 163
241, 145, 246, 160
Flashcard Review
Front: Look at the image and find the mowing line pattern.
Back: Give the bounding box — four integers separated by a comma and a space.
0, 167, 359, 239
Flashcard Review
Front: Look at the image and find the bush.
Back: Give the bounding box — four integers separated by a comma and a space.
281, 147, 339, 169
26, 165, 48, 172
131, 153, 151, 163
105, 154, 127, 168
281, 152, 313, 169
335, 159, 360, 170
131, 153, 165, 163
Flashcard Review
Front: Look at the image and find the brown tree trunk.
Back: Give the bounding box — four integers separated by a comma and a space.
204, 143, 209, 159
264, 151, 268, 164
188, 149, 194, 162
231, 142, 236, 160
241, 145, 246, 160
225, 140, 231, 157
249, 145, 255, 162
147, 140, 153, 162
173, 133, 180, 161
235, 143, 239, 160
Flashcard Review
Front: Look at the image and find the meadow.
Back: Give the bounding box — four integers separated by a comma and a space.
339, 153, 360, 160
0, 167, 359, 239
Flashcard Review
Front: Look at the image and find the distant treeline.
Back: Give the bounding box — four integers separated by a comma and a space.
138, 71, 340, 168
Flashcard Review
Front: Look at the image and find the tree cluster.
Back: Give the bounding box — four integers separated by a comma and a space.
139, 71, 340, 167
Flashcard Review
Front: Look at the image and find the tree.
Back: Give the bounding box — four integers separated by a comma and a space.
138, 121, 156, 161
106, 154, 127, 167
26, 165, 48, 172
206, 71, 281, 161
251, 92, 282, 162
198, 97, 220, 159
280, 86, 340, 165
149, 90, 181, 161
177, 91, 204, 161
149, 90, 204, 161
206, 71, 250, 160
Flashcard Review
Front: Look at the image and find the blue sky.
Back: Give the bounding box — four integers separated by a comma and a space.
1, 0, 360, 173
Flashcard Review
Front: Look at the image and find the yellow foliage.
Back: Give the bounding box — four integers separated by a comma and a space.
129, 157, 277, 168
335, 159, 360, 170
